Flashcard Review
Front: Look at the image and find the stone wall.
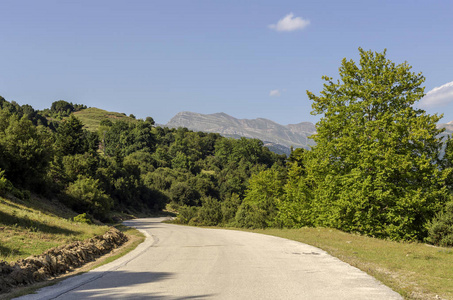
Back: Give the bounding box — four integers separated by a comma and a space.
0, 227, 128, 294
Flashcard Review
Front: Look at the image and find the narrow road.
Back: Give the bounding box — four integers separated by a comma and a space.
17, 218, 402, 299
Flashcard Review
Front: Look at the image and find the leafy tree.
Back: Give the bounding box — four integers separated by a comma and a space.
54, 115, 96, 156
444, 136, 453, 190
145, 116, 155, 125
276, 162, 313, 228
0, 111, 53, 189
426, 198, 453, 247
50, 100, 74, 115
103, 120, 156, 158
221, 193, 242, 224
305, 48, 449, 240
65, 176, 113, 220
198, 197, 223, 225
236, 169, 284, 228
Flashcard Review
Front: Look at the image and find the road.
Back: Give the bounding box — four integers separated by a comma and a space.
17, 218, 402, 299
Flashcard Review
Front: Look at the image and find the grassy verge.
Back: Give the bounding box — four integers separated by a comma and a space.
0, 195, 109, 262
240, 227, 452, 300
3, 224, 145, 300
0, 194, 146, 299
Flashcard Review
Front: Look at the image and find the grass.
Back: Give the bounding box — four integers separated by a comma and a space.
73, 107, 136, 132
1, 223, 145, 300
0, 195, 109, 262
0, 193, 146, 299
241, 227, 453, 300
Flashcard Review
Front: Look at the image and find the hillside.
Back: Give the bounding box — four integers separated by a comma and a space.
166, 111, 316, 154
73, 107, 137, 132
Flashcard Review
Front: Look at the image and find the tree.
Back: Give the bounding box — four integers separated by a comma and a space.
0, 111, 53, 189
54, 115, 94, 156
50, 100, 74, 115
305, 48, 449, 240
236, 169, 284, 228
65, 176, 113, 220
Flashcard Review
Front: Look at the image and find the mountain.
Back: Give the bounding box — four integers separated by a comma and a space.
439, 121, 453, 136
165, 112, 316, 155
439, 121, 453, 150
165, 112, 453, 156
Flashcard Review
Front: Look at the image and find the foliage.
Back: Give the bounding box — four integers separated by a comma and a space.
0, 169, 13, 196
221, 193, 242, 225
426, 198, 453, 246
197, 197, 222, 226
65, 176, 113, 220
103, 120, 156, 158
237, 169, 284, 228
55, 115, 97, 156
275, 162, 313, 228
73, 212, 93, 224
305, 48, 449, 240
175, 205, 199, 224
0, 110, 53, 189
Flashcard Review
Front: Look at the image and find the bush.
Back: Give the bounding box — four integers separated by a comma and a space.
235, 202, 268, 229
0, 169, 13, 195
221, 193, 241, 225
198, 197, 222, 226
65, 176, 113, 220
427, 200, 453, 247
175, 205, 198, 224
73, 213, 93, 224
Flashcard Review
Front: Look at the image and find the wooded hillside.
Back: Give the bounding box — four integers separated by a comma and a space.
1, 49, 453, 245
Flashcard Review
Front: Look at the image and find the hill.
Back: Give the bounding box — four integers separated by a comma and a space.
73, 107, 137, 132
166, 111, 316, 155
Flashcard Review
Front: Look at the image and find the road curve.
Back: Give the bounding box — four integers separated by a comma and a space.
16, 218, 402, 300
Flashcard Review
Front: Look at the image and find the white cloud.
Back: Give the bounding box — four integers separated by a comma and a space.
269, 89, 281, 97
268, 13, 310, 32
419, 81, 453, 108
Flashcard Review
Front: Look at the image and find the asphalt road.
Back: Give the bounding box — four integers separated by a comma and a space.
17, 218, 402, 300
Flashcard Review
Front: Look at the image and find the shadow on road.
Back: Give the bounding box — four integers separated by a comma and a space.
66, 270, 215, 299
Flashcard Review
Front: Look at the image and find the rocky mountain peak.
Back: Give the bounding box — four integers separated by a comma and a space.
166, 112, 316, 155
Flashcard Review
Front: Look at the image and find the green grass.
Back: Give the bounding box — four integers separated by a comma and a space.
241, 227, 452, 300
0, 195, 109, 262
73, 107, 136, 132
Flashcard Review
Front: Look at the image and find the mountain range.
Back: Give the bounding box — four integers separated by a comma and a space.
166, 112, 313, 155
165, 111, 453, 155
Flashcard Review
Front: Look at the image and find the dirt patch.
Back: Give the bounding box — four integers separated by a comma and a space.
0, 227, 127, 294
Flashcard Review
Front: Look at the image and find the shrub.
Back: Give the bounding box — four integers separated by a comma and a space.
175, 205, 198, 224
0, 169, 13, 195
65, 176, 113, 220
235, 202, 268, 229
198, 197, 222, 226
427, 200, 453, 247
73, 213, 93, 224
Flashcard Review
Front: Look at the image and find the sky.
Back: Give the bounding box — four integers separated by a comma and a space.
1, 0, 453, 125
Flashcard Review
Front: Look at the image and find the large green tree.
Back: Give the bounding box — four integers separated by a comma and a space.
305, 48, 449, 240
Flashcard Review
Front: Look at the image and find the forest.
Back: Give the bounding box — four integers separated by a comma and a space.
1, 49, 453, 246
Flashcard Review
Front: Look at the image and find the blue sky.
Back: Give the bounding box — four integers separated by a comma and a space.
1, 0, 452, 125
